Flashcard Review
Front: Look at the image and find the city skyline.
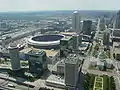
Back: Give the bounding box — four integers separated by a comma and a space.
0, 0, 120, 12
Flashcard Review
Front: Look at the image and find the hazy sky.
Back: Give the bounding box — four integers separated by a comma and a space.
0, 0, 120, 12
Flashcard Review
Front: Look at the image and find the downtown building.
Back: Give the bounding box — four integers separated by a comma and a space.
112, 10, 120, 60
82, 20, 92, 35
72, 11, 81, 33
46, 54, 82, 89
114, 10, 120, 29
8, 44, 21, 71
112, 10, 120, 42
64, 54, 80, 89
103, 31, 110, 45
98, 17, 106, 31
26, 49, 48, 74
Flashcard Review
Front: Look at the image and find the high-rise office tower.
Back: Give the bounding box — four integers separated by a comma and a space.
103, 31, 110, 45
114, 10, 120, 29
8, 44, 21, 71
82, 20, 92, 35
65, 55, 79, 88
72, 11, 81, 32
27, 49, 47, 74
98, 17, 106, 31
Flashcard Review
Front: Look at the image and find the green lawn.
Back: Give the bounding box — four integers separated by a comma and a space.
103, 75, 116, 90
83, 73, 116, 90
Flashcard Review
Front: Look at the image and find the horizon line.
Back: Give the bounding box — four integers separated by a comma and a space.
0, 9, 118, 13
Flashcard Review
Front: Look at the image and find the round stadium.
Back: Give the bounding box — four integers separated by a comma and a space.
28, 34, 64, 49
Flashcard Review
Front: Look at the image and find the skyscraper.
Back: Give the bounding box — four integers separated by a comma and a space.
114, 10, 120, 29
27, 49, 47, 74
82, 20, 92, 35
8, 44, 21, 71
72, 11, 81, 32
64, 54, 80, 88
98, 17, 106, 31
103, 31, 110, 45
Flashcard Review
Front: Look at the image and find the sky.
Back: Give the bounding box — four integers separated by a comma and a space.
0, 0, 120, 12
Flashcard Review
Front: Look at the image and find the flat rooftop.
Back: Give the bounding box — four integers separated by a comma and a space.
61, 36, 72, 41
113, 42, 120, 47
28, 49, 44, 55
19, 48, 32, 53
19, 47, 59, 57
65, 54, 80, 64
42, 49, 59, 57
114, 47, 120, 54
52, 60, 65, 72
46, 74, 65, 86
97, 61, 104, 66
60, 32, 77, 36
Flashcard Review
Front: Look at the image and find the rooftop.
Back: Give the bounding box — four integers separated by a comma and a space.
28, 48, 45, 55
113, 42, 120, 47
61, 36, 72, 41
114, 47, 120, 54
19, 48, 32, 53
97, 61, 104, 66
73, 11, 79, 14
60, 32, 77, 36
57, 61, 65, 66
65, 54, 80, 64
106, 59, 113, 64
46, 74, 65, 86
42, 49, 59, 57
19, 47, 59, 57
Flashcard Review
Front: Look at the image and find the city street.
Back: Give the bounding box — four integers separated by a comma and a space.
81, 25, 120, 90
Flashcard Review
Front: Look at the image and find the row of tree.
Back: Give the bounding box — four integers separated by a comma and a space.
83, 73, 95, 90
103, 75, 116, 90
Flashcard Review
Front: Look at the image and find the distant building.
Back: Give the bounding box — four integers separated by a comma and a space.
82, 20, 92, 35
8, 44, 21, 71
105, 59, 113, 69
98, 17, 106, 31
90, 59, 97, 67
97, 60, 104, 70
72, 35, 82, 49
103, 31, 110, 45
72, 11, 81, 32
114, 10, 120, 29
79, 41, 89, 51
27, 49, 47, 74
60, 35, 82, 57
112, 29, 120, 42
60, 36, 73, 57
113, 42, 120, 60
90, 59, 113, 70
60, 32, 82, 49
0, 22, 7, 28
